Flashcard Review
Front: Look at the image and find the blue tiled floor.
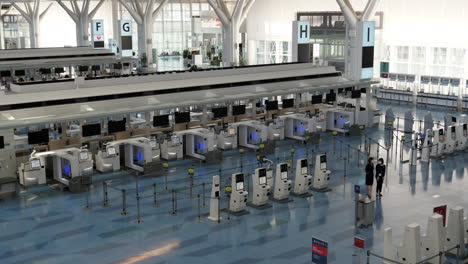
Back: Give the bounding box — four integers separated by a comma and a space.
0, 102, 467, 264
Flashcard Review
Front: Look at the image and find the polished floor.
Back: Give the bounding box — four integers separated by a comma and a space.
0, 102, 467, 264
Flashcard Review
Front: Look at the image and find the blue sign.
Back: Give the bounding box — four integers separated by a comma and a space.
312, 237, 328, 264
354, 185, 361, 194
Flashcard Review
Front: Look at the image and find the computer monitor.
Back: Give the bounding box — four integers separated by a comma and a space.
212, 107, 228, 119
30, 158, 41, 169
82, 124, 101, 137
235, 173, 244, 191
232, 105, 246, 115
301, 159, 308, 174
280, 163, 288, 179
452, 117, 457, 123
197, 141, 206, 151
228, 128, 236, 135
326, 92, 336, 102
79, 151, 89, 161
14, 70, 26, 76
153, 115, 170, 127
172, 136, 180, 144
351, 90, 361, 99
28, 129, 50, 145
78, 66, 89, 72
0, 136, 4, 149
174, 112, 190, 124
91, 65, 101, 71
451, 126, 456, 139
464, 124, 467, 136
311, 95, 323, 105
0, 71, 11, 77
265, 100, 279, 111
282, 98, 294, 109
107, 146, 116, 156
108, 120, 126, 133
55, 67, 65, 74
39, 68, 51, 74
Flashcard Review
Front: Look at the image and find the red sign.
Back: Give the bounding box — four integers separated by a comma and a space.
354, 237, 365, 249
433, 205, 447, 226
312, 238, 328, 264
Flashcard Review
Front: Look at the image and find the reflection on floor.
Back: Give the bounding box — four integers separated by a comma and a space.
0, 102, 467, 264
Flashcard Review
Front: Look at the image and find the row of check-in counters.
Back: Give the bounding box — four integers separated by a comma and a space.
17, 111, 333, 189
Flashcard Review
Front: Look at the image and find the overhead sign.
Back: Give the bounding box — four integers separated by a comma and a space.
354, 237, 365, 249
91, 20, 104, 49
296, 21, 310, 44
360, 21, 375, 79
433, 205, 447, 226
362, 21, 375, 47
312, 237, 328, 264
120, 20, 132, 36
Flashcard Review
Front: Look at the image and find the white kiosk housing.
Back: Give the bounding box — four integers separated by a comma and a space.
18, 151, 48, 187
430, 128, 445, 157
292, 158, 313, 196
180, 128, 216, 160
455, 123, 467, 151
312, 154, 331, 191
235, 120, 268, 150
216, 126, 238, 150
267, 118, 285, 141
160, 134, 183, 160
250, 167, 272, 208
273, 163, 292, 201
229, 173, 249, 214
283, 113, 324, 141
53, 148, 93, 186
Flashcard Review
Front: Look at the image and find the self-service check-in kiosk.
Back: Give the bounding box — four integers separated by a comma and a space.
217, 126, 238, 150
283, 113, 324, 141
53, 148, 93, 186
229, 173, 249, 215
96, 144, 120, 173
208, 175, 221, 221
312, 154, 331, 192
272, 163, 292, 202
18, 150, 47, 187
292, 158, 313, 197
248, 167, 272, 208
181, 128, 216, 160
235, 121, 268, 150
444, 126, 456, 155
421, 129, 432, 162
160, 134, 183, 160
267, 118, 285, 141
430, 128, 445, 157
455, 123, 467, 151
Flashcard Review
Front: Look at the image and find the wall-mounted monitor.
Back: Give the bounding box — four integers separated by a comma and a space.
78, 66, 89, 72
0, 136, 4, 149
0, 71, 11, 77
28, 129, 49, 145
82, 124, 101, 137
282, 98, 294, 109
153, 115, 170, 127
14, 70, 26, 76
232, 105, 246, 115
325, 92, 336, 102
174, 112, 190, 124
351, 90, 361, 99
39, 68, 51, 74
91, 65, 101, 71
55, 67, 65, 74
212, 107, 228, 119
311, 95, 323, 105
108, 120, 126, 134
265, 100, 279, 111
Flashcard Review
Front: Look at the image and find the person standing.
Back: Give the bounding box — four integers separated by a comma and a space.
365, 157, 375, 199
375, 158, 386, 197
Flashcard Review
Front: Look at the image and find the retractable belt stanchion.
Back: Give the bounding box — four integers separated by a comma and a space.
102, 181, 109, 207
153, 183, 158, 207
121, 189, 127, 215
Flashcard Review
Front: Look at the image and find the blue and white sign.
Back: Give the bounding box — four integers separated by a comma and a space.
312, 237, 328, 264
120, 20, 132, 36
108, 39, 118, 54
297, 21, 310, 44
362, 21, 375, 47
92, 20, 104, 35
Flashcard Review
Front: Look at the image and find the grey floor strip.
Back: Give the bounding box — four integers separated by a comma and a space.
178, 234, 209, 249
12, 253, 64, 264
228, 257, 264, 264
0, 242, 48, 259
53, 225, 94, 240
240, 234, 286, 246
0, 231, 29, 242
272, 246, 310, 259
34, 216, 74, 229
183, 244, 231, 257
77, 242, 127, 255
144, 224, 183, 239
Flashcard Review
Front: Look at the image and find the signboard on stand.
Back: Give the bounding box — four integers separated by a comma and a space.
354, 237, 365, 249
91, 20, 104, 49
292, 21, 311, 63
120, 20, 133, 57
312, 237, 328, 264
433, 205, 447, 226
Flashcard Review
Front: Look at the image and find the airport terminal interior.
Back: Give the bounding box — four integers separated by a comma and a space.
0, 0, 468, 263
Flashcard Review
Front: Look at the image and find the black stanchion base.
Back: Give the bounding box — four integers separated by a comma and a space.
310, 187, 332, 193
270, 197, 293, 203
135, 220, 144, 224
221, 208, 250, 216
291, 192, 314, 198
121, 212, 128, 215
247, 202, 272, 210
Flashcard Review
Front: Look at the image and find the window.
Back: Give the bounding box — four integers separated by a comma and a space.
433, 47, 447, 65
396, 46, 409, 61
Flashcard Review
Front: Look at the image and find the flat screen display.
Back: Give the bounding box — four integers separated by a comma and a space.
114, 63, 123, 70
153, 115, 170, 127
362, 46, 374, 68
311, 95, 323, 105
439, 129, 444, 136
94, 41, 105, 48
235, 173, 244, 191
28, 129, 49, 145
79, 151, 89, 161
82, 124, 101, 137
39, 68, 51, 74
172, 136, 180, 144
326, 92, 336, 102
63, 164, 71, 176
0, 136, 4, 149
258, 168, 266, 177
280, 163, 288, 179
174, 112, 190, 124
121, 36, 133, 50
212, 107, 228, 118
320, 155, 327, 170
259, 176, 267, 185
0, 71, 11, 77
452, 117, 457, 123
351, 90, 361, 99
15, 70, 26, 76
108, 120, 126, 133
107, 146, 116, 156
78, 66, 89, 72
228, 128, 236, 135
282, 99, 294, 109
91, 65, 101, 71
265, 100, 279, 111
55, 68, 65, 74
232, 105, 246, 115
30, 159, 41, 169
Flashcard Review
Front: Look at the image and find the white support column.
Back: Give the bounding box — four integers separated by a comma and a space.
11, 0, 52, 48
56, 0, 106, 47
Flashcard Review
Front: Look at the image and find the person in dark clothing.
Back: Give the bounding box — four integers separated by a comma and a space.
365, 157, 375, 199
375, 158, 386, 197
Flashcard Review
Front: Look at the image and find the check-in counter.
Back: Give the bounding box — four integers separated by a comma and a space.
416, 93, 457, 108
